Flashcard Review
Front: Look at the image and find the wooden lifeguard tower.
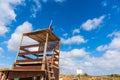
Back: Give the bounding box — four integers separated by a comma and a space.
0, 29, 60, 80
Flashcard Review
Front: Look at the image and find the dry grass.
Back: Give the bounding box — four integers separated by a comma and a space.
59, 74, 120, 80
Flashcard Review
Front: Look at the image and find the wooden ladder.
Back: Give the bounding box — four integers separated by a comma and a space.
46, 60, 55, 80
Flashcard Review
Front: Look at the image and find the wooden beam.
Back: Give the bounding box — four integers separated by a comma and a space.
23, 29, 60, 41
41, 33, 48, 70
20, 43, 45, 49
54, 49, 59, 55
20, 48, 30, 53
18, 47, 53, 55
19, 55, 33, 60
28, 35, 44, 42
53, 58, 59, 61
15, 35, 24, 62
35, 35, 45, 42
8, 71, 45, 79
16, 59, 43, 62
18, 52, 43, 56
35, 34, 46, 41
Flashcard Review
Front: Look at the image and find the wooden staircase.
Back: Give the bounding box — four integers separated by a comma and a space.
47, 62, 55, 80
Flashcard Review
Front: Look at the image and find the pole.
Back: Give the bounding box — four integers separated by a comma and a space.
49, 20, 53, 28
41, 33, 48, 70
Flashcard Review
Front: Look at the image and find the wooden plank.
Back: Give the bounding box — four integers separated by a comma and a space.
23, 29, 60, 41
49, 30, 60, 41
28, 35, 44, 42
41, 33, 48, 70
20, 48, 30, 53
18, 51, 43, 55
20, 43, 45, 49
23, 29, 48, 36
35, 35, 45, 42
13, 66, 41, 71
36, 34, 46, 40
18, 53, 54, 58
16, 59, 43, 62
15, 61, 43, 65
18, 47, 53, 56
19, 55, 33, 60
18, 52, 43, 57
53, 57, 59, 61
8, 71, 45, 79
49, 32, 56, 41
54, 49, 59, 55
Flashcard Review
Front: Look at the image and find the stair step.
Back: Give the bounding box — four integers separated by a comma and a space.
49, 66, 53, 68
50, 71, 54, 74
50, 77, 55, 79
48, 71, 54, 74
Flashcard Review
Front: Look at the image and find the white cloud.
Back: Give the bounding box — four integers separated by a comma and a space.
107, 31, 120, 37
94, 31, 120, 74
84, 61, 93, 67
60, 48, 88, 74
92, 50, 120, 71
0, 26, 9, 36
31, 0, 42, 18
60, 48, 120, 75
0, 0, 24, 36
61, 48, 88, 58
97, 31, 120, 51
7, 21, 33, 51
72, 28, 80, 35
61, 35, 86, 44
81, 16, 105, 31
97, 45, 108, 51
109, 37, 120, 49
70, 48, 87, 57
30, 0, 65, 17
60, 31, 120, 75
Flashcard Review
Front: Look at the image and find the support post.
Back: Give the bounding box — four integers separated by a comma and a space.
15, 35, 24, 62
41, 33, 48, 70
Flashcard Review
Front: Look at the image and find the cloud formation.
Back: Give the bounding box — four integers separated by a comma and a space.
60, 31, 120, 75
97, 31, 120, 51
72, 28, 80, 35
94, 31, 120, 74
0, 0, 24, 36
31, 0, 42, 18
61, 35, 86, 44
60, 48, 89, 74
81, 16, 105, 31
7, 21, 33, 51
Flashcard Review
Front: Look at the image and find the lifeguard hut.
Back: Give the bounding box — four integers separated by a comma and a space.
0, 29, 60, 80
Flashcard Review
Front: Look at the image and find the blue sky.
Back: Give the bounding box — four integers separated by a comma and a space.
0, 0, 120, 75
